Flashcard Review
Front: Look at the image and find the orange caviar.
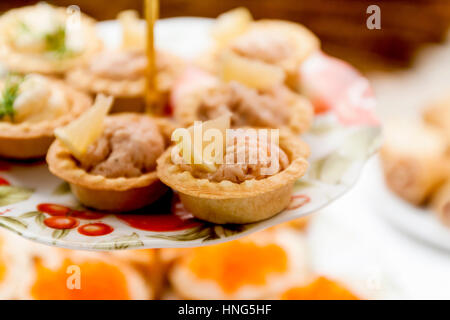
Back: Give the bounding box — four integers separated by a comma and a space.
187, 240, 287, 294
31, 258, 131, 300
0, 240, 5, 283
281, 276, 360, 300
0, 263, 5, 284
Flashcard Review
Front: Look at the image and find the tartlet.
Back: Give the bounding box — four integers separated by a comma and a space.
47, 113, 175, 212
227, 20, 320, 76
0, 3, 102, 75
66, 49, 185, 113
157, 129, 310, 224
0, 74, 92, 159
199, 12, 320, 84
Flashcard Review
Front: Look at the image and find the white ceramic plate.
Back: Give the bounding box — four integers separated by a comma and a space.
364, 157, 450, 251
0, 18, 381, 250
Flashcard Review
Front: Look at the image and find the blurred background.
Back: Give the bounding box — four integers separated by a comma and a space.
0, 0, 449, 300
2, 0, 450, 71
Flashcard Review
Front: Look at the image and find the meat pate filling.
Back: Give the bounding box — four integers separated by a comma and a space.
88, 50, 179, 85
89, 50, 146, 80
197, 81, 292, 129
177, 130, 290, 184
79, 116, 164, 178
231, 29, 293, 64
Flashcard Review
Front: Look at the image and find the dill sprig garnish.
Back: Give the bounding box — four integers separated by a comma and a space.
44, 25, 70, 57
16, 19, 73, 59
0, 75, 23, 121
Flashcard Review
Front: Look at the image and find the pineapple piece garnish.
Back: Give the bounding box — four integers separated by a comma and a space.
175, 114, 231, 172
189, 114, 231, 172
212, 7, 253, 46
55, 94, 113, 160
220, 51, 286, 89
118, 10, 145, 50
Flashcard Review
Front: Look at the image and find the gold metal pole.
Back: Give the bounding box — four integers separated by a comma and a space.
144, 0, 160, 114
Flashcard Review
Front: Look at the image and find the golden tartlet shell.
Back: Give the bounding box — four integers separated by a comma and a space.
156, 130, 310, 224
46, 114, 176, 212
0, 79, 92, 159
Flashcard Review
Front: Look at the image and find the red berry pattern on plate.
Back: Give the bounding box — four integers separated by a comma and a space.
71, 210, 106, 220
288, 194, 311, 211
44, 216, 79, 230
31, 203, 109, 236
78, 223, 114, 236
37, 203, 70, 216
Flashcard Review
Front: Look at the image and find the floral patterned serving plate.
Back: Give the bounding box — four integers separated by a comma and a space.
0, 18, 381, 250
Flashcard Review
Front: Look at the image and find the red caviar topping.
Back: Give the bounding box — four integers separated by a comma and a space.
0, 239, 5, 283
31, 259, 131, 300
281, 276, 360, 300
187, 241, 288, 294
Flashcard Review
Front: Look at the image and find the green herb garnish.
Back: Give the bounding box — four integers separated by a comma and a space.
18, 21, 31, 33
0, 75, 23, 121
16, 20, 73, 59
44, 25, 69, 57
